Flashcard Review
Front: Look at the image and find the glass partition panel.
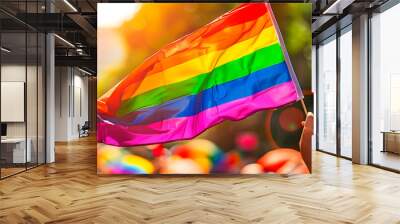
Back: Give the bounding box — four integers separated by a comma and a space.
26, 0, 39, 169
0, 1, 46, 179
371, 4, 400, 171
38, 32, 45, 165
339, 28, 352, 158
317, 36, 337, 154
1, 30, 27, 177
27, 30, 38, 169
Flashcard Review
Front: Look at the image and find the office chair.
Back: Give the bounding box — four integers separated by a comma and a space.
79, 121, 90, 138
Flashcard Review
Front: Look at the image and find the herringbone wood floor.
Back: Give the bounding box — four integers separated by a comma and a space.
1, 136, 400, 224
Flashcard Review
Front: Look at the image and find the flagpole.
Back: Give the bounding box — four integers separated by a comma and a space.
300, 99, 308, 116
265, 3, 308, 117
266, 3, 304, 100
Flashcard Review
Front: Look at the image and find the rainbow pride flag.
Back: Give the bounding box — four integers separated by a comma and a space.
97, 3, 303, 146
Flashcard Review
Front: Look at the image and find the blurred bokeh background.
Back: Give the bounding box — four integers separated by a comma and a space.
97, 3, 312, 174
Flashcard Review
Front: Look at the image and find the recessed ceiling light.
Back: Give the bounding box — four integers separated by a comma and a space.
1, 47, 11, 53
78, 67, 93, 76
54, 34, 75, 48
63, 0, 78, 12
322, 0, 354, 15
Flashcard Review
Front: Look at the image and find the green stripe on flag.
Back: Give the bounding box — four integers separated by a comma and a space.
119, 43, 285, 115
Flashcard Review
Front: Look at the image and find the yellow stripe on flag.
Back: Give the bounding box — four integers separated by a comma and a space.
121, 26, 279, 101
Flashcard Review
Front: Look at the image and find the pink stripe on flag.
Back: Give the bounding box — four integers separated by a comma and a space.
97, 81, 299, 146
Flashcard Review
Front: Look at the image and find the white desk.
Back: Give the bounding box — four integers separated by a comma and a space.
1, 138, 31, 163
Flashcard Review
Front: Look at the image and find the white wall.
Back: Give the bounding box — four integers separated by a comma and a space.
55, 67, 69, 141
1, 65, 26, 139
72, 73, 89, 138
1, 65, 39, 138
54, 67, 89, 141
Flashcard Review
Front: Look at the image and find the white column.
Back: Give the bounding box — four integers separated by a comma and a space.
352, 14, 369, 164
46, 32, 55, 163
45, 0, 56, 163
